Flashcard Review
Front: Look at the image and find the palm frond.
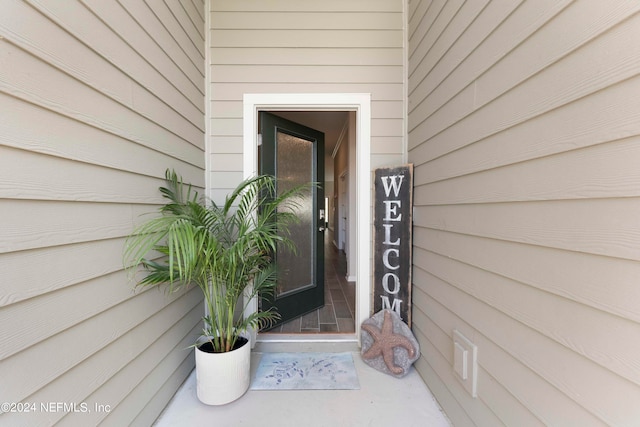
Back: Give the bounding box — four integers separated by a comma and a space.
124, 169, 310, 353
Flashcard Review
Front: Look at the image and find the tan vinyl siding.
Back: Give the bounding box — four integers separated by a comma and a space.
409, 1, 640, 426
0, 1, 205, 426
208, 0, 405, 196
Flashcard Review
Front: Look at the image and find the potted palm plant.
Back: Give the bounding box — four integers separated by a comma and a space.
124, 169, 303, 405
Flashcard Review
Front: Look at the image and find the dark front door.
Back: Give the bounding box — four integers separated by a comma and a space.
259, 112, 325, 329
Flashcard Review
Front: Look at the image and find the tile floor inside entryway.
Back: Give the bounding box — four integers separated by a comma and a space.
266, 235, 356, 333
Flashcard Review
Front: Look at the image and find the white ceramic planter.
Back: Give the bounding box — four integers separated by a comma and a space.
195, 336, 251, 405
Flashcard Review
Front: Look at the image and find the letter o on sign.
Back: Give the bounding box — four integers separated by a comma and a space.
382, 273, 400, 294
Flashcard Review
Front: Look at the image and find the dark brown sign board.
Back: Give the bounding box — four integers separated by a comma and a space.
372, 164, 413, 327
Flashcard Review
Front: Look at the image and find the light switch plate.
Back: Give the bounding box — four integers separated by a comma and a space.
453, 329, 478, 398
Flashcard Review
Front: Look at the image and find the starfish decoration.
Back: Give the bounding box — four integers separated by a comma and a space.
361, 310, 416, 375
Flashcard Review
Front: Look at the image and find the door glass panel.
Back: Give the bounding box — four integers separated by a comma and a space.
276, 130, 314, 297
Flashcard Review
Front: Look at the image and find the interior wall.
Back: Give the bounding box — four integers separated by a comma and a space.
0, 1, 205, 425
408, 1, 640, 425
334, 130, 349, 251
346, 111, 358, 281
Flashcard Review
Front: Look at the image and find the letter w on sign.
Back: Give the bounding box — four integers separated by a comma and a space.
380, 174, 405, 197
373, 165, 413, 326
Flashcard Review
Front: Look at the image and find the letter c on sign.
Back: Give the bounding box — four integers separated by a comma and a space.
382, 248, 400, 270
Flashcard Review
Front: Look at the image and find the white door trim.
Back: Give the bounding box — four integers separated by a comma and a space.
243, 93, 371, 345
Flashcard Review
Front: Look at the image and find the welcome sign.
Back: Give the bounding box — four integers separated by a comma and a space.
372, 164, 413, 327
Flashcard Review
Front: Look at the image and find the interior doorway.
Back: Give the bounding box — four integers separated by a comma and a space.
258, 111, 326, 330
259, 110, 352, 334
242, 93, 371, 345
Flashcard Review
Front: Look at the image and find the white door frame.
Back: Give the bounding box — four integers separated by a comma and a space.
243, 93, 371, 345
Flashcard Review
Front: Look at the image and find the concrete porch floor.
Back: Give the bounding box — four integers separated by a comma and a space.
154, 342, 451, 427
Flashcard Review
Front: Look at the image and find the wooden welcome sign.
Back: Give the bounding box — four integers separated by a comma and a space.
373, 164, 413, 326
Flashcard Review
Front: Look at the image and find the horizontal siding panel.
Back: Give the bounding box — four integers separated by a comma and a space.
119, 0, 204, 80
371, 118, 403, 137
30, 0, 204, 108
0, 147, 168, 203
408, 0, 464, 59
372, 100, 404, 119
82, 0, 204, 94
371, 136, 404, 154
129, 352, 196, 427
413, 357, 475, 427
408, 0, 513, 76
409, 0, 640, 424
415, 266, 639, 426
371, 153, 404, 169
146, 0, 205, 61
0, 199, 149, 253
1, 0, 205, 425
211, 65, 402, 83
416, 137, 640, 204
211, 11, 402, 30
175, 0, 205, 40
137, 0, 205, 64
409, 0, 570, 108
414, 199, 640, 261
0, 288, 200, 416
407, 0, 446, 50
211, 29, 403, 48
0, 95, 204, 182
210, 153, 242, 172
413, 306, 545, 427
211, 47, 403, 66
407, 0, 422, 25
413, 281, 606, 426
0, 43, 204, 164
164, 0, 205, 48
0, 270, 149, 360
95, 329, 196, 427
417, 227, 640, 325
410, 2, 640, 153
0, 239, 127, 307
211, 0, 402, 13
55, 301, 200, 427
210, 83, 403, 101
208, 171, 244, 191
473, 0, 640, 110
210, 118, 242, 136
0, 1, 204, 128
409, 0, 488, 81
99, 0, 203, 91
210, 100, 242, 118
416, 245, 640, 387
209, 136, 243, 154
409, 0, 521, 97
410, 297, 505, 425
411, 76, 640, 180
189, 0, 206, 20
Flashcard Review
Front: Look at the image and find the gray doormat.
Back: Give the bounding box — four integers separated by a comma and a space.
250, 352, 360, 390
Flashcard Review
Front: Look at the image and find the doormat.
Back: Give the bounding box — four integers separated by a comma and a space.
251, 352, 360, 390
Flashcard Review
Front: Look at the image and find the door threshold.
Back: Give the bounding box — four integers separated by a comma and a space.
254, 333, 359, 353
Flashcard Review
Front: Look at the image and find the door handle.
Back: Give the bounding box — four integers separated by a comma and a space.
319, 226, 325, 232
